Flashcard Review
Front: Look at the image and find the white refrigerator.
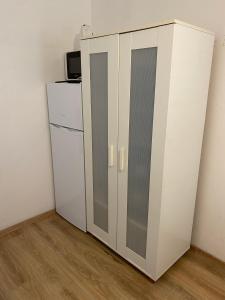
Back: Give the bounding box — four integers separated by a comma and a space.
47, 82, 86, 232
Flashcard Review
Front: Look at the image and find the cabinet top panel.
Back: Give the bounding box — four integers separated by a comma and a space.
81, 19, 214, 40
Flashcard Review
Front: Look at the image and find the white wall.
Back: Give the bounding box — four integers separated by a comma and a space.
92, 0, 225, 261
0, 0, 91, 230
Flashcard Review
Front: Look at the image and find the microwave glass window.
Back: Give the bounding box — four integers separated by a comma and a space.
69, 57, 81, 74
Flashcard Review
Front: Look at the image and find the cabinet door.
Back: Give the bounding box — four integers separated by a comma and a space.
81, 35, 119, 249
117, 27, 174, 272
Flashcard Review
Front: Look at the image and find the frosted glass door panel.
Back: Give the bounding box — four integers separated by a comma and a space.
90, 52, 108, 233
126, 47, 157, 258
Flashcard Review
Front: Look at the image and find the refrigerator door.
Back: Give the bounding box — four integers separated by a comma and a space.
47, 83, 83, 131
50, 124, 86, 231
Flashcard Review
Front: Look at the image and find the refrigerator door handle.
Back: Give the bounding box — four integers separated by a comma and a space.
50, 124, 78, 132
50, 123, 61, 128
66, 127, 75, 132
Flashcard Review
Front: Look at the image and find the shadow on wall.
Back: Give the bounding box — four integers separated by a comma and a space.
38, 33, 82, 83
74, 33, 81, 50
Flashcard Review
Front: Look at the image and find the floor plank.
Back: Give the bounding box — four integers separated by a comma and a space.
0, 214, 224, 300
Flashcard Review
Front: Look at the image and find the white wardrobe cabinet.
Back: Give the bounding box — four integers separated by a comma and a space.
81, 20, 214, 281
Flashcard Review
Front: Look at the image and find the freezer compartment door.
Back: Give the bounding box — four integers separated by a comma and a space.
50, 124, 86, 231
47, 83, 83, 130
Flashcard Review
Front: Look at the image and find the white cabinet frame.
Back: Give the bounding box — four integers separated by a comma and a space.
117, 26, 174, 274
81, 21, 214, 280
81, 35, 119, 250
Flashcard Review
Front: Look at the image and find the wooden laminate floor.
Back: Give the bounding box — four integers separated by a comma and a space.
0, 214, 225, 300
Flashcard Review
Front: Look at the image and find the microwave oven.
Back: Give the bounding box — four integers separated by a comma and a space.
65, 51, 81, 81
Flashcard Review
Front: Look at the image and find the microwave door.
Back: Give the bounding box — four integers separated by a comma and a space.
66, 51, 81, 80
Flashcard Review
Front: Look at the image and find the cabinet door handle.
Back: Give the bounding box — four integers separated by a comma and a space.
119, 147, 125, 171
108, 145, 114, 167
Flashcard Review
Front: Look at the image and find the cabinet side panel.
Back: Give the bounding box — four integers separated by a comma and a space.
146, 25, 175, 279
156, 25, 214, 278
